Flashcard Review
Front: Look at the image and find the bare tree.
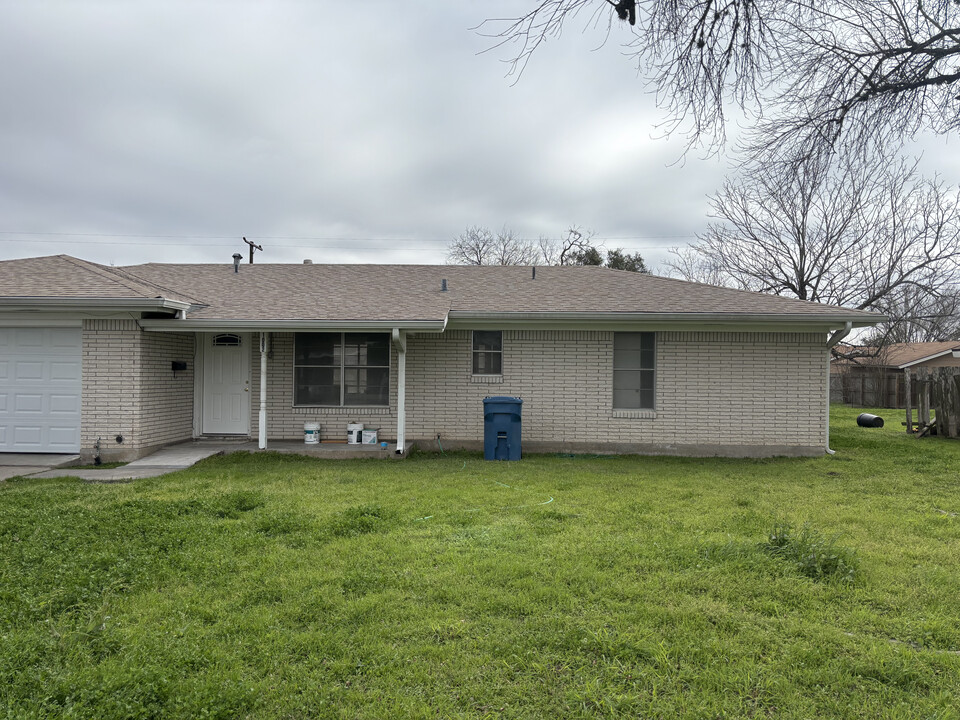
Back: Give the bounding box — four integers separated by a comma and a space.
665, 246, 738, 287
447, 226, 540, 265
484, 1, 960, 162
666, 155, 960, 352
867, 286, 960, 343
449, 225, 649, 271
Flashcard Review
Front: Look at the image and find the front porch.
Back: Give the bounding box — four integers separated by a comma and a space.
195, 438, 415, 460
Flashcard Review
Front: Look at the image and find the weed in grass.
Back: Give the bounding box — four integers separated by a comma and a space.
762, 521, 859, 583
253, 509, 310, 537
328, 503, 399, 537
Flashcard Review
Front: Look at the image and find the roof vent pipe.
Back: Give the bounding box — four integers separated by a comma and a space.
441, 278, 447, 292
532, 266, 536, 280
232, 253, 243, 273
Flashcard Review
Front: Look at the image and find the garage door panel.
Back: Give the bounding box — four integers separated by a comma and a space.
50, 394, 79, 413
15, 329, 44, 347
14, 394, 43, 413
48, 427, 80, 449
15, 361, 44, 381
13, 426, 42, 447
49, 328, 83, 348
0, 327, 81, 453
51, 362, 80, 381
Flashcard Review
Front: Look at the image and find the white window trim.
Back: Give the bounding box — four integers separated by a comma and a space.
612, 331, 656, 411
472, 330, 503, 377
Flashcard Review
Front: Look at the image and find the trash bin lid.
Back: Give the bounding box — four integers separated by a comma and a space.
483, 396, 523, 405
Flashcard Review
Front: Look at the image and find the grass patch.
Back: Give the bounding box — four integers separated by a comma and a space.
762, 521, 859, 582
0, 405, 958, 718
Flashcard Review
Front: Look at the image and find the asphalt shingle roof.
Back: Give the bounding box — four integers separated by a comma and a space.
0, 255, 197, 303
124, 262, 879, 323
839, 341, 960, 368
0, 255, 881, 324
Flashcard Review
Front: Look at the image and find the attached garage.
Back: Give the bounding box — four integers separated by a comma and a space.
0, 326, 82, 453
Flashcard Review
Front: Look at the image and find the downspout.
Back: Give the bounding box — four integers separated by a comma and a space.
392, 328, 406, 455
259, 331, 269, 450
824, 322, 852, 454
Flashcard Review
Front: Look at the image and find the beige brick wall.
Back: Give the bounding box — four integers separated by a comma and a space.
81, 320, 194, 460
139, 332, 195, 449
81, 320, 142, 457
253, 330, 827, 455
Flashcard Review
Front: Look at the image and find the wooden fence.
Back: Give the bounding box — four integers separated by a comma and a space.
830, 371, 905, 408
904, 367, 960, 438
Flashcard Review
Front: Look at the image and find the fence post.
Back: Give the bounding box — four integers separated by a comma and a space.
904, 369, 912, 433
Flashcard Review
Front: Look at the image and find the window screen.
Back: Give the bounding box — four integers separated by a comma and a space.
295, 333, 389, 406
613, 332, 655, 409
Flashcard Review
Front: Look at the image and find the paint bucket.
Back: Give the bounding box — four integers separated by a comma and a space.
304, 422, 320, 444
347, 422, 364, 444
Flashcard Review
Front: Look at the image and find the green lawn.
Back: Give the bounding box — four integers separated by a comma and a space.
2, 406, 959, 719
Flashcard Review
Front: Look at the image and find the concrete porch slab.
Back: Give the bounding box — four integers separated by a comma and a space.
20, 439, 414, 483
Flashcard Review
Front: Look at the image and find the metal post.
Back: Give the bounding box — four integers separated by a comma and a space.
259, 332, 268, 450
392, 329, 406, 455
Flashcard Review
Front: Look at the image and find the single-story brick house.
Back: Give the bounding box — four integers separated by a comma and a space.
0, 254, 881, 461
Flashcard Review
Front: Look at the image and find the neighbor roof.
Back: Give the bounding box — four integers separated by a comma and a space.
839, 341, 960, 369
0, 255, 882, 328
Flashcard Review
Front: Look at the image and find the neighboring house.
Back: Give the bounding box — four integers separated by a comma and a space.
831, 342, 960, 408
0, 255, 881, 461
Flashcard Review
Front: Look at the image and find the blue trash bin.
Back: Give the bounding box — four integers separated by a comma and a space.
483, 396, 522, 461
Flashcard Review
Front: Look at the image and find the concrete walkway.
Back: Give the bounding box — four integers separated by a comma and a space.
3, 439, 413, 483
0, 454, 80, 482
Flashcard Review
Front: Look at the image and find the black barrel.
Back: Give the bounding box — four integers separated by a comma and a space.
856, 413, 884, 428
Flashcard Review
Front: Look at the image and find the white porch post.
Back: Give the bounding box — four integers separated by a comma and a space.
259, 331, 269, 450
392, 328, 406, 455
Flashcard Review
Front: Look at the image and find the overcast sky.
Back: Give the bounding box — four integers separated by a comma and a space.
1, 1, 956, 271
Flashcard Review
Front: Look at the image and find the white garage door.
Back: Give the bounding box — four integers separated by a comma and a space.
0, 327, 82, 453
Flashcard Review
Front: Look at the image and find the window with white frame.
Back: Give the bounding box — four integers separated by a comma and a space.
472, 330, 502, 375
294, 333, 390, 406
613, 332, 655, 409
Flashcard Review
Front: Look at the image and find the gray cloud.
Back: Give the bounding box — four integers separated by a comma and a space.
1, 1, 949, 271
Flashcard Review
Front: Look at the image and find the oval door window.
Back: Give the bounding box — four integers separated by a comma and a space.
212, 333, 242, 347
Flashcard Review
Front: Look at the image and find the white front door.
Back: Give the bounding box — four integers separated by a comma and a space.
202, 333, 250, 434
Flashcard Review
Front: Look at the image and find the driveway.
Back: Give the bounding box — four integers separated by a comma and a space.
0, 454, 80, 481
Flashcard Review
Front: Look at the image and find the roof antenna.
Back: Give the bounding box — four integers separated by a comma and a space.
232, 253, 243, 273
243, 236, 263, 264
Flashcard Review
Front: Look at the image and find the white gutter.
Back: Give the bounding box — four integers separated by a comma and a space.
140, 319, 447, 332
392, 329, 407, 455
824, 322, 853, 454
259, 332, 269, 450
448, 310, 883, 326
0, 297, 193, 313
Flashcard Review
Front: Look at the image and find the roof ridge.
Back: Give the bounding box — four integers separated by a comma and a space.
57, 255, 180, 298
120, 264, 207, 305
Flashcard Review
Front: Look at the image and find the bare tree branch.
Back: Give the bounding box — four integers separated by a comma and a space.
484, 1, 960, 162
672, 153, 960, 353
